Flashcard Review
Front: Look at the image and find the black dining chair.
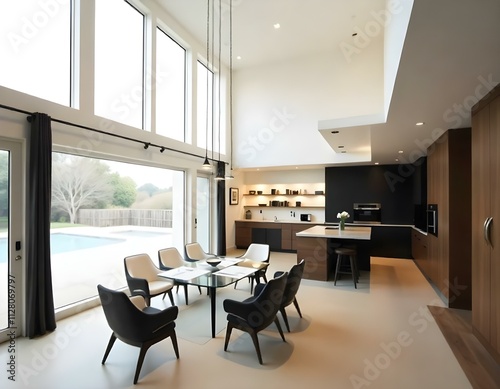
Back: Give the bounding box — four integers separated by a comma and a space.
271, 259, 305, 332
223, 272, 288, 364
97, 284, 180, 385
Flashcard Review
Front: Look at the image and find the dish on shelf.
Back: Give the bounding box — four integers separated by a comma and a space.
249, 190, 256, 195
258, 203, 267, 206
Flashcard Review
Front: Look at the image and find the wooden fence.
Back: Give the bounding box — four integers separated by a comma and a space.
77, 209, 173, 228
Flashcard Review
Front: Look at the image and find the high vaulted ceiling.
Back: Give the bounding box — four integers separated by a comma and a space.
154, 0, 500, 167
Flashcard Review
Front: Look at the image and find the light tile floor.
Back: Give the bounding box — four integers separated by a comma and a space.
0, 252, 472, 389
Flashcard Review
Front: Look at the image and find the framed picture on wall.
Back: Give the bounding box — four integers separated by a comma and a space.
229, 187, 239, 205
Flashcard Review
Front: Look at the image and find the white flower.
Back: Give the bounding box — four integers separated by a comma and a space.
337, 211, 350, 219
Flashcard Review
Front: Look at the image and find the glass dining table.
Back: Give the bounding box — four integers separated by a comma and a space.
158, 257, 260, 338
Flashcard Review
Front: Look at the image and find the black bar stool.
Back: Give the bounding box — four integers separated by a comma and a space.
333, 247, 358, 288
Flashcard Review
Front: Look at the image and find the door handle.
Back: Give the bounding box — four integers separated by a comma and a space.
484, 217, 493, 246
485, 217, 493, 247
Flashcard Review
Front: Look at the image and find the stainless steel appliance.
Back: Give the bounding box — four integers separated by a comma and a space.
427, 204, 438, 236
353, 203, 382, 224
300, 214, 311, 222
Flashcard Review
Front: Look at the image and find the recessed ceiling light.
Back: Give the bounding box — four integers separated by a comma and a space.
338, 145, 344, 148
341, 151, 346, 153
416, 122, 425, 126
236, 56, 242, 60
398, 150, 404, 154
375, 162, 379, 165
352, 32, 358, 37
331, 130, 339, 134
273, 23, 280, 29
395, 158, 399, 162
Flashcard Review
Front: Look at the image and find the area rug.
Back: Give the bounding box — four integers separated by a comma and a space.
173, 285, 253, 345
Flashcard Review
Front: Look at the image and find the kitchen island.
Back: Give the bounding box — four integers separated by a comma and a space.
296, 225, 372, 281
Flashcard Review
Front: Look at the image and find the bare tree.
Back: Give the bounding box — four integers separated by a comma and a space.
52, 155, 113, 223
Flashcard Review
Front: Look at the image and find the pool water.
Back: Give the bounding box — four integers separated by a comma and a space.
0, 233, 125, 263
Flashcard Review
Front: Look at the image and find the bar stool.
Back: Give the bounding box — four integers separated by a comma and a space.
333, 247, 358, 288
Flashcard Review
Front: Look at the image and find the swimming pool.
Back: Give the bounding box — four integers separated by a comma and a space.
0, 233, 126, 263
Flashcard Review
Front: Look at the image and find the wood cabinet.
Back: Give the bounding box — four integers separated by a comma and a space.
411, 229, 428, 275
235, 221, 319, 252
471, 86, 500, 363
426, 127, 471, 309
235, 222, 252, 248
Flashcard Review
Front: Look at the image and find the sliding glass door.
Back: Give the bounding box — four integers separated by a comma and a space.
0, 139, 23, 343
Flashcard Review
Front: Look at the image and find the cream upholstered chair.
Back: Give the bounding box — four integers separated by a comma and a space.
184, 242, 216, 261
124, 253, 175, 306
234, 243, 270, 292
158, 247, 201, 305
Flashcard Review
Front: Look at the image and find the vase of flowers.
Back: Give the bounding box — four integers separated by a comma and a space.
337, 211, 349, 231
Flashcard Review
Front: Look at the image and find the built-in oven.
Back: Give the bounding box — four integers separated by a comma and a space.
353, 203, 382, 224
427, 204, 438, 236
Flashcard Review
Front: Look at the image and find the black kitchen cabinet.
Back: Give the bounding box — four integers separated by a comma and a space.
370, 226, 412, 259
252, 227, 282, 251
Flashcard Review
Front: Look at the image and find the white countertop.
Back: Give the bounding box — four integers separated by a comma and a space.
296, 225, 372, 240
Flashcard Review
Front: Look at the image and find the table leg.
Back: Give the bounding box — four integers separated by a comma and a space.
209, 287, 216, 338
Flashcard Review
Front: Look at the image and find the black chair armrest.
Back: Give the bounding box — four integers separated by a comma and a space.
127, 277, 150, 296
223, 297, 258, 321
145, 305, 179, 333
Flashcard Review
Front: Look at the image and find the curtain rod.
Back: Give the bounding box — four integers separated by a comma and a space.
0, 103, 226, 164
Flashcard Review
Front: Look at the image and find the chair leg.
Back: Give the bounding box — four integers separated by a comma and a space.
134, 343, 152, 385
280, 307, 291, 332
293, 298, 303, 318
334, 254, 342, 285
170, 330, 180, 359
102, 333, 117, 364
274, 317, 286, 342
168, 290, 175, 305
249, 330, 263, 365
197, 286, 202, 294
224, 323, 234, 351
349, 256, 357, 289
183, 285, 189, 305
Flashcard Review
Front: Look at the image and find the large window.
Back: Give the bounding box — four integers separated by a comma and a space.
156, 28, 186, 142
0, 0, 71, 106
197, 61, 214, 150
94, 0, 144, 129
50, 153, 185, 309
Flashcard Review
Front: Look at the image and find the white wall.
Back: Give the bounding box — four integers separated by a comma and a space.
232, 32, 385, 170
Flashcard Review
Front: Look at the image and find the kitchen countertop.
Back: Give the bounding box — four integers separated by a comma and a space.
237, 219, 421, 229
296, 225, 372, 240
236, 219, 320, 224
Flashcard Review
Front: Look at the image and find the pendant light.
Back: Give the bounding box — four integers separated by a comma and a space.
214, 0, 225, 181
225, 0, 234, 180
202, 0, 212, 170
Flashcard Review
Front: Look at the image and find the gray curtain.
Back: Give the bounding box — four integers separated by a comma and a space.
26, 113, 56, 338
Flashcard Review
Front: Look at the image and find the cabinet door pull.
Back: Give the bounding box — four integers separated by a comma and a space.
483, 217, 490, 244
485, 217, 493, 247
